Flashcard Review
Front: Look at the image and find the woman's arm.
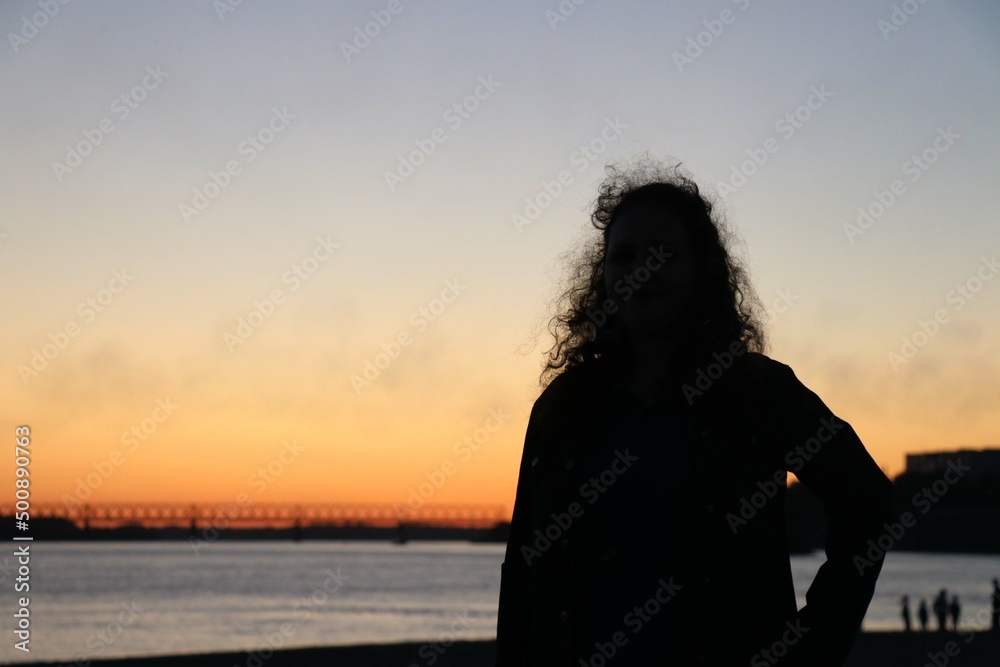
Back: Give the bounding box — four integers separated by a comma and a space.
767, 361, 895, 666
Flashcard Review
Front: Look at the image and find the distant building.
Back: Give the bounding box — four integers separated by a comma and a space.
905, 448, 1000, 484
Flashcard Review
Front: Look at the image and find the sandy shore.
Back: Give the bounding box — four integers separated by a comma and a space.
11, 632, 1000, 666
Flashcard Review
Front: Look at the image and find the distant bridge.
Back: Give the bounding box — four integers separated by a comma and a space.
1, 502, 509, 530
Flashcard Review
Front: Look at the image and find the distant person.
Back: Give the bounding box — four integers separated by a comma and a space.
495, 158, 895, 666
991, 578, 999, 631
949, 595, 960, 632
918, 599, 930, 632
933, 589, 949, 632
901, 595, 911, 632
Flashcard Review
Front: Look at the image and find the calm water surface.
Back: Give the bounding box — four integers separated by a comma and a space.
1, 541, 997, 664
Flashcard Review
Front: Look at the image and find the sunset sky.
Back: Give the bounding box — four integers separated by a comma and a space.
3, 1, 998, 515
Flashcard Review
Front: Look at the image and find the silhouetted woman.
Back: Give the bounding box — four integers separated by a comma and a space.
495, 159, 895, 666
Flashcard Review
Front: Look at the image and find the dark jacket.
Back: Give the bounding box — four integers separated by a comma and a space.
495, 352, 895, 666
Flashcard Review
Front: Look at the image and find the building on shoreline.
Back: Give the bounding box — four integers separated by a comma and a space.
905, 448, 1000, 484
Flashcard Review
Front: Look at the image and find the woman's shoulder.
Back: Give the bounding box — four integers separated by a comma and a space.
719, 351, 803, 402
535, 361, 602, 404
530, 360, 615, 421
729, 352, 836, 419
522, 362, 610, 446
733, 351, 793, 380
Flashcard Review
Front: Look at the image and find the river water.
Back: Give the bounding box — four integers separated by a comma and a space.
1, 541, 997, 664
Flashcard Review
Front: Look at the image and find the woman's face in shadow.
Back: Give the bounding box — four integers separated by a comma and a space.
603, 203, 699, 341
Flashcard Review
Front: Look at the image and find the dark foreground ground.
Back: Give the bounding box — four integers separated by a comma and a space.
12, 632, 1000, 667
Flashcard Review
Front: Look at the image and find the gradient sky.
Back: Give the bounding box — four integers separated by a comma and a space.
3, 1, 999, 514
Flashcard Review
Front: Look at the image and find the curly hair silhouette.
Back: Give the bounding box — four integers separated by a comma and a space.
541, 155, 768, 389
